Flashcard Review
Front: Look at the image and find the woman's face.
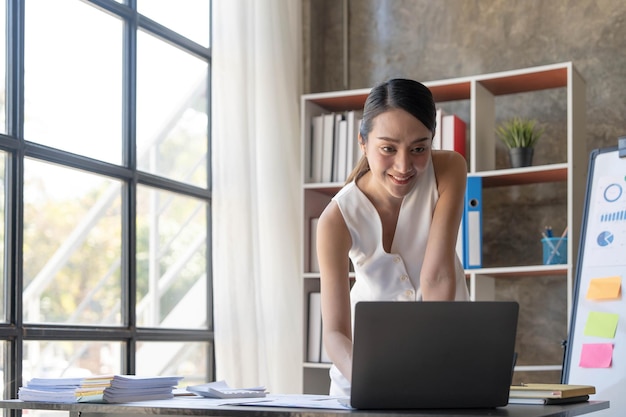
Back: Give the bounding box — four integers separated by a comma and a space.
361, 108, 432, 199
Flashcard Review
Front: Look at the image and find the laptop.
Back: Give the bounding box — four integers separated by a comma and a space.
350, 301, 519, 409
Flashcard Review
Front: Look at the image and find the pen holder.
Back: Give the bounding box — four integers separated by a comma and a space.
542, 237, 568, 265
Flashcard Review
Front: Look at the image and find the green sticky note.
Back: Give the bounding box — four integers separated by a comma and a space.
584, 311, 619, 338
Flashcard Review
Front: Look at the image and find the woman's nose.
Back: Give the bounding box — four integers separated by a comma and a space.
394, 151, 412, 173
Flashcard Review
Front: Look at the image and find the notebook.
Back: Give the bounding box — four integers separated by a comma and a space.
350, 301, 519, 409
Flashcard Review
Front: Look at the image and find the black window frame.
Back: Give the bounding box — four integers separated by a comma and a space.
0, 0, 214, 401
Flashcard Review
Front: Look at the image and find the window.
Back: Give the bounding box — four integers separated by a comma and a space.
0, 0, 212, 398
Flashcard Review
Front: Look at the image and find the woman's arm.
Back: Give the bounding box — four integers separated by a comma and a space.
420, 150, 467, 300
317, 200, 354, 381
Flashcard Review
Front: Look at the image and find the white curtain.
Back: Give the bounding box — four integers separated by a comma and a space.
212, 0, 303, 393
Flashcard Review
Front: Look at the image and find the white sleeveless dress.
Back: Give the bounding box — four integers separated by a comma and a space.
328, 157, 469, 396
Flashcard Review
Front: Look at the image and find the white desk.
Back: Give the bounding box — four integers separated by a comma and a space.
0, 397, 610, 417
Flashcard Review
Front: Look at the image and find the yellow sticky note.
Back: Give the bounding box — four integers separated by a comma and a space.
584, 311, 619, 338
586, 276, 622, 300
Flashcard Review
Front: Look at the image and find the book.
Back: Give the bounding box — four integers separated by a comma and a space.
432, 108, 444, 150
307, 292, 322, 362
441, 114, 466, 157
345, 110, 363, 178
320, 113, 336, 183
309, 217, 320, 273
310, 115, 324, 183
509, 383, 596, 399
305, 114, 314, 182
333, 117, 348, 182
508, 395, 590, 405
320, 309, 331, 363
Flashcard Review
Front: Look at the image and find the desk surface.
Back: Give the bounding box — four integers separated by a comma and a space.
0, 398, 610, 417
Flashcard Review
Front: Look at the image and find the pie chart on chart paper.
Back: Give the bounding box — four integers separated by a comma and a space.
597, 231, 614, 247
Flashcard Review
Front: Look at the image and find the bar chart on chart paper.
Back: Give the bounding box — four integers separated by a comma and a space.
600, 212, 626, 222
586, 175, 626, 267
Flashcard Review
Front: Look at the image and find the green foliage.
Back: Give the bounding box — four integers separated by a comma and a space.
495, 117, 544, 149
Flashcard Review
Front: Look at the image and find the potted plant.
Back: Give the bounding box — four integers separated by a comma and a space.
495, 117, 544, 168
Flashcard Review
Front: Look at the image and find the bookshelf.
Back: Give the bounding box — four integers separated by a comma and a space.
300, 62, 586, 394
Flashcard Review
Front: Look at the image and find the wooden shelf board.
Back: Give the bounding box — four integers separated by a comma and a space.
307, 92, 369, 113
303, 64, 571, 112
479, 163, 568, 187
427, 81, 472, 102
478, 67, 568, 95
466, 264, 569, 278
303, 362, 332, 369
303, 183, 342, 195
304, 164, 568, 192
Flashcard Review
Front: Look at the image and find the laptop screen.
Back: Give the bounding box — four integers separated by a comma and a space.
350, 301, 519, 409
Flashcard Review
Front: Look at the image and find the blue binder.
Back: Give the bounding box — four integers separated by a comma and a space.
463, 176, 482, 268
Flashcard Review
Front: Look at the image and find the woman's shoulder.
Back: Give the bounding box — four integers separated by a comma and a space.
332, 181, 363, 206
320, 182, 362, 234
432, 150, 466, 174
431, 149, 466, 167
318, 198, 349, 239
431, 150, 467, 191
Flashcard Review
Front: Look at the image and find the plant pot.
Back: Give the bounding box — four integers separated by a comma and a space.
509, 147, 534, 168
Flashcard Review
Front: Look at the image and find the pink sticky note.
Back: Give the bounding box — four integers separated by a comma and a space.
579, 343, 613, 368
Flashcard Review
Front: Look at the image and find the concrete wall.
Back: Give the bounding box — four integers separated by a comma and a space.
303, 0, 626, 384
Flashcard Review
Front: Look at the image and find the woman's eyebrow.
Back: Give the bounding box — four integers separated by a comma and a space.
375, 136, 430, 144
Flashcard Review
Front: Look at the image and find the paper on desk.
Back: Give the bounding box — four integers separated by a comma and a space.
233, 394, 352, 410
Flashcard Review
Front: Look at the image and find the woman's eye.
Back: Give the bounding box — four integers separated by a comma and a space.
412, 146, 426, 153
381, 146, 395, 153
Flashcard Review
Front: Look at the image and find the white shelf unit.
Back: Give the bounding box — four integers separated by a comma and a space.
300, 62, 586, 393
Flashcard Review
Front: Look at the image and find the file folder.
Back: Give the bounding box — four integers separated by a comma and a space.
463, 176, 482, 268
455, 215, 464, 266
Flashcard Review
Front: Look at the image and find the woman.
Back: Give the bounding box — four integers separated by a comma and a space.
316, 78, 470, 396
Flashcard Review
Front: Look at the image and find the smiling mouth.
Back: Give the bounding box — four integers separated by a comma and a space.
389, 173, 414, 185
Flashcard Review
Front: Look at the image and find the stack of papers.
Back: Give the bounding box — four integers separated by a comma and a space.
103, 375, 184, 403
186, 380, 266, 399
18, 375, 115, 403
18, 375, 184, 403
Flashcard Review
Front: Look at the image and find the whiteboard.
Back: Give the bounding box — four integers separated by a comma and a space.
563, 145, 626, 416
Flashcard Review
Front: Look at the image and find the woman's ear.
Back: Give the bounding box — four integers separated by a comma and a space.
358, 133, 366, 154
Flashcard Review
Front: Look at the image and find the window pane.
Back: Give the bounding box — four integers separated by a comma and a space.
136, 31, 208, 188
0, 342, 4, 399
136, 186, 207, 329
0, 153, 5, 322
23, 340, 122, 379
23, 159, 123, 325
137, 0, 210, 47
24, 0, 123, 164
136, 341, 210, 384
0, 2, 6, 134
